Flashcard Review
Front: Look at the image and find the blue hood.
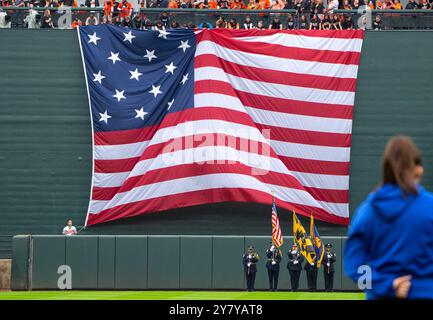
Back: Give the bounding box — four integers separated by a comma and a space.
370, 184, 419, 222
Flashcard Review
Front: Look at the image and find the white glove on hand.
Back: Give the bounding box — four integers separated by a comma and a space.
293, 260, 299, 265
247, 263, 251, 267
271, 261, 276, 265
248, 255, 252, 259
311, 263, 314, 266
327, 263, 330, 267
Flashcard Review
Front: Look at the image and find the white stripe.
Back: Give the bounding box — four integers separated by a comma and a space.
196, 40, 359, 79
290, 171, 349, 190
95, 140, 150, 160
246, 106, 352, 134
89, 173, 348, 217
232, 33, 363, 53
195, 66, 355, 106
271, 140, 350, 162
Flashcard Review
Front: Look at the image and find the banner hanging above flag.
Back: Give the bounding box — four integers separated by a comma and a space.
78, 25, 364, 227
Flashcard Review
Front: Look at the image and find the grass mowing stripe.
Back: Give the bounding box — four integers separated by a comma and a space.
0, 291, 364, 300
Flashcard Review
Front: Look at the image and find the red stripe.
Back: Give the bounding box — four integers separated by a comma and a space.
197, 29, 362, 64
202, 28, 364, 40
195, 54, 357, 92
278, 155, 349, 176
195, 80, 353, 120
87, 188, 349, 226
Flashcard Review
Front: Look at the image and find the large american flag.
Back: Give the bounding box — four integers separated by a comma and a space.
78, 25, 364, 227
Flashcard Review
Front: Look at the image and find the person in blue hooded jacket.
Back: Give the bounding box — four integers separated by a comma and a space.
344, 136, 433, 300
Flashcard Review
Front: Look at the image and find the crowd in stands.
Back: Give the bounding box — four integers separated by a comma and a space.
1, 0, 433, 29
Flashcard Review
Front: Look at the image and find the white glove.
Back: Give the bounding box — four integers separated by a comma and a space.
327, 254, 332, 259
293, 260, 299, 265
270, 246, 275, 252
291, 250, 297, 255
248, 255, 252, 259
271, 261, 276, 265
247, 263, 251, 267
327, 263, 330, 267
311, 263, 314, 266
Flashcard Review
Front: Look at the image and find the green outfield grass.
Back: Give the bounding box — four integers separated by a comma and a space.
0, 291, 364, 300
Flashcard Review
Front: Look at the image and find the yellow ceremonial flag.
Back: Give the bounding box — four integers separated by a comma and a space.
310, 213, 325, 268
293, 211, 316, 265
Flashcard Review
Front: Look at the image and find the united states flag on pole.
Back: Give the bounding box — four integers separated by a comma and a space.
78, 25, 364, 227
271, 194, 283, 248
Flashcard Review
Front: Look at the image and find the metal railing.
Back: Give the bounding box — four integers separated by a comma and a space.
0, 7, 433, 29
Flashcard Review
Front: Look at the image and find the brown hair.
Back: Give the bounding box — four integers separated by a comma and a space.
381, 136, 422, 195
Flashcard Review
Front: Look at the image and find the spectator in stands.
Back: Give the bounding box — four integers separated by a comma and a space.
41, 9, 54, 28
381, 0, 393, 9
71, 18, 83, 28
102, 15, 113, 24
198, 21, 214, 28
269, 0, 285, 9
122, 14, 132, 27
243, 15, 255, 29
342, 0, 352, 9
326, 0, 338, 12
153, 19, 165, 29
132, 13, 143, 28
373, 14, 382, 29
312, 0, 325, 17
418, 0, 431, 9
217, 0, 229, 8
391, 0, 402, 9
85, 11, 99, 25
170, 20, 180, 28
118, 0, 133, 19
309, 13, 320, 29
321, 12, 331, 29
159, 11, 170, 27
215, 16, 225, 27
330, 13, 342, 29
104, 0, 114, 18
299, 13, 308, 28
143, 18, 153, 29
287, 13, 296, 29
85, 0, 99, 7
405, 0, 418, 9
231, 0, 246, 8
269, 15, 283, 29
227, 17, 240, 28
62, 219, 77, 236
257, 19, 266, 28
180, 0, 193, 7
341, 14, 354, 29
113, 14, 121, 25
168, 0, 179, 7
352, 0, 360, 10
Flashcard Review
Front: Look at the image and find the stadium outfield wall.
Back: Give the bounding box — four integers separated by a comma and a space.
1, 30, 433, 259
11, 235, 360, 291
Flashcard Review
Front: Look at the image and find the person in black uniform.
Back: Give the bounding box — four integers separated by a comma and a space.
287, 244, 304, 291
323, 243, 337, 292
242, 245, 260, 292
304, 254, 318, 292
266, 242, 282, 291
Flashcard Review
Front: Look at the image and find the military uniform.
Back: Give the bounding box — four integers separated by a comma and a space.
287, 247, 304, 291
266, 244, 282, 291
242, 246, 260, 292
304, 260, 318, 292
323, 244, 337, 292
